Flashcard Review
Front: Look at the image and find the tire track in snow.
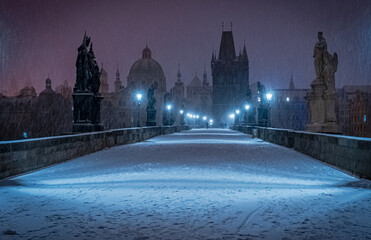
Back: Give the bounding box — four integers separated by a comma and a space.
236, 206, 262, 233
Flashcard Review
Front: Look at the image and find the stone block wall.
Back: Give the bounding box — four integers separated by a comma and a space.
233, 126, 371, 179
0, 125, 189, 180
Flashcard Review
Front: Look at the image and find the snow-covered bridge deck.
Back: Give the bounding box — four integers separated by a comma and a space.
0, 129, 370, 239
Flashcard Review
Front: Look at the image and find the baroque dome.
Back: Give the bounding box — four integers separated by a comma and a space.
127, 46, 166, 93
128, 47, 165, 78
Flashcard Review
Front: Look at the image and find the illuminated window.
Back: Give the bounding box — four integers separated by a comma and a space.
364, 115, 367, 122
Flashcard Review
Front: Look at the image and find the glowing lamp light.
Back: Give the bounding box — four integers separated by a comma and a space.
245, 104, 250, 110
166, 104, 172, 111
286, 97, 290, 102
258, 97, 261, 102
202, 116, 207, 121
235, 109, 240, 115
229, 113, 235, 119
209, 119, 214, 123
180, 110, 184, 114
266, 93, 273, 101
23, 132, 27, 138
196, 115, 199, 119
136, 93, 142, 101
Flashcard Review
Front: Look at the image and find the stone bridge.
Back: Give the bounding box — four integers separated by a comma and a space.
0, 128, 370, 239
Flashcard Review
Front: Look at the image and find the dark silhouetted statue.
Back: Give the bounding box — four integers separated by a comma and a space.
146, 85, 156, 126
257, 81, 268, 127
72, 32, 104, 132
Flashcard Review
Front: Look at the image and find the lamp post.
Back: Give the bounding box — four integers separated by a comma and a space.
229, 113, 235, 127
244, 104, 250, 124
202, 116, 208, 128
179, 109, 184, 125
235, 109, 240, 125
166, 104, 172, 126
266, 92, 272, 127
136, 93, 142, 127
209, 119, 214, 127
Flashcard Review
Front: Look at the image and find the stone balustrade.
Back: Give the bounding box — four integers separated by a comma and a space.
232, 125, 371, 179
0, 125, 189, 180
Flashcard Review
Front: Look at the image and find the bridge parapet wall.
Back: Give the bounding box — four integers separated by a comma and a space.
233, 126, 371, 179
0, 125, 189, 180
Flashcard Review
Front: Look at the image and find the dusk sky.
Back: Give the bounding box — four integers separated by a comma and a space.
0, 0, 370, 94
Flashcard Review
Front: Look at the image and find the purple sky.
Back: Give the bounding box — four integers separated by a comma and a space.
0, 0, 370, 94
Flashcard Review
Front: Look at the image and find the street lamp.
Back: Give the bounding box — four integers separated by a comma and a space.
286, 97, 290, 102
179, 110, 184, 114
266, 92, 273, 127
166, 104, 172, 111
135, 93, 142, 127
244, 104, 251, 124
235, 109, 241, 125
266, 92, 273, 101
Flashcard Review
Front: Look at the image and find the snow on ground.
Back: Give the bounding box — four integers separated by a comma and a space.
0, 128, 370, 239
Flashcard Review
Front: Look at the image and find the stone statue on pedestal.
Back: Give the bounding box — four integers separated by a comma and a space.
146, 85, 157, 126
72, 32, 104, 132
306, 32, 339, 133
257, 82, 268, 127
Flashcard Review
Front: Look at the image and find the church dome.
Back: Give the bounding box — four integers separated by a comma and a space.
127, 46, 166, 92
128, 48, 165, 77
39, 77, 56, 96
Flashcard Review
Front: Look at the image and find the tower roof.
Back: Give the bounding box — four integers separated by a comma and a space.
218, 31, 236, 61
188, 73, 202, 87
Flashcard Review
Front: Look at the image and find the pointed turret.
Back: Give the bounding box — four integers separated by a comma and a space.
177, 64, 181, 82
289, 73, 295, 90
242, 44, 248, 61
114, 63, 122, 91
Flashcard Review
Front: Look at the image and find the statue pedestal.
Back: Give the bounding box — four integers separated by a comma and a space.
72, 92, 104, 132
306, 78, 339, 134
146, 109, 156, 126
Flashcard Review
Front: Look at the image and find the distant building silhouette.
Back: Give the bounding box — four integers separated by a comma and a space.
269, 76, 309, 130
0, 77, 72, 140
186, 71, 212, 117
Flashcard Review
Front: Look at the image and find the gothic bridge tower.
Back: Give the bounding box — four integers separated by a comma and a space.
211, 27, 249, 125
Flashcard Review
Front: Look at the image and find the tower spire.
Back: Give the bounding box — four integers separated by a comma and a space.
115, 62, 122, 91
177, 63, 181, 82
289, 73, 295, 90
